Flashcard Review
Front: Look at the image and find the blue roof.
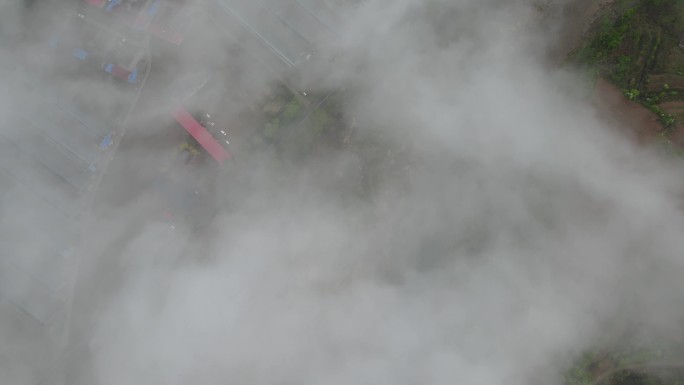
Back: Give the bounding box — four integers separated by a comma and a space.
73, 48, 88, 60
99, 133, 113, 149
147, 0, 161, 17
106, 0, 121, 12
128, 68, 139, 83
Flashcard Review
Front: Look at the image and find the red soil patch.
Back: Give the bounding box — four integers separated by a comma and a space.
588, 354, 617, 379
647, 74, 684, 91
659, 102, 684, 126
659, 101, 684, 117
659, 101, 684, 110
670, 125, 684, 146
592, 78, 664, 144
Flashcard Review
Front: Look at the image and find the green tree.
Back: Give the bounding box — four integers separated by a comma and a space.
283, 99, 301, 122
264, 118, 280, 139
311, 108, 331, 134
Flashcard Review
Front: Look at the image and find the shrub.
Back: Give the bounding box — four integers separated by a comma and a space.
264, 118, 280, 139
661, 113, 675, 126
311, 108, 331, 133
283, 99, 301, 123
624, 88, 640, 100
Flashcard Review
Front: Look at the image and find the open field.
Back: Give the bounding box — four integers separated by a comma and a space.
593, 77, 664, 143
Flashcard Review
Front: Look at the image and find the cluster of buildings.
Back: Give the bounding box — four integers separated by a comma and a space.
182, 0, 348, 161
2, 0, 351, 383
0, 1, 156, 383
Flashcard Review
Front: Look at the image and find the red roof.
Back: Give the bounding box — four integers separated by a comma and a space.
172, 107, 232, 165
111, 65, 131, 80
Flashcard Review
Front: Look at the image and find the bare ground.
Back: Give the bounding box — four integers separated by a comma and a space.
659, 101, 684, 118
592, 78, 664, 144
659, 101, 684, 109
670, 125, 684, 145
647, 74, 684, 91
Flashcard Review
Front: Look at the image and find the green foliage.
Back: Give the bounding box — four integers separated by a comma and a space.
608, 370, 652, 385
268, 91, 350, 159
310, 108, 331, 133
563, 350, 605, 385
283, 99, 301, 123
607, 367, 684, 385
179, 141, 200, 156
641, 0, 684, 33
592, 9, 635, 57
624, 88, 640, 100
570, 8, 641, 89
572, 0, 684, 90
642, 102, 676, 126
614, 55, 634, 84
645, 94, 661, 104
662, 112, 676, 126
649, 104, 664, 114
563, 343, 684, 385
264, 118, 280, 139
614, 347, 663, 367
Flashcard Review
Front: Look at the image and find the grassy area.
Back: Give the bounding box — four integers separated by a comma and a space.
605, 368, 684, 385
236, 77, 410, 200
565, 350, 602, 385
277, 93, 344, 160
564, 343, 684, 385
248, 83, 351, 158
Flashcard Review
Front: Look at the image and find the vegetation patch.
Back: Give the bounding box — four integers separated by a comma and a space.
603, 368, 684, 385
564, 343, 684, 385
571, 0, 684, 146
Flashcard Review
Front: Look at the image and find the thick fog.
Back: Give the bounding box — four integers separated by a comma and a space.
2, 0, 684, 384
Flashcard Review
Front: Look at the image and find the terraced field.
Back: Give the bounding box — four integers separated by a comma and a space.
570, 0, 684, 151
647, 74, 684, 91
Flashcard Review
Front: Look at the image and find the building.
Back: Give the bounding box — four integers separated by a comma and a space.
51, 12, 146, 85
172, 106, 233, 165
0, 8, 146, 383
